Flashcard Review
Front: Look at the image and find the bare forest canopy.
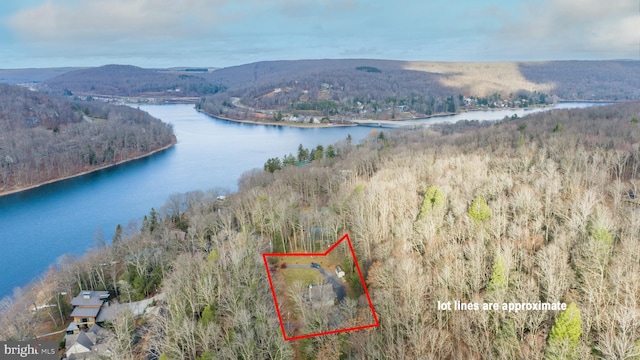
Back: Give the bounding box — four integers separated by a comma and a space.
4, 101, 640, 359
38, 65, 226, 97
0, 83, 175, 194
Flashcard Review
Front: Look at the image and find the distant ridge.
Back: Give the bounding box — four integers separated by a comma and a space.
0, 67, 82, 84
38, 59, 640, 101
40, 64, 225, 97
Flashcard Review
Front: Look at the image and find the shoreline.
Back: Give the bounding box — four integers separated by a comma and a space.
199, 104, 564, 126
196, 109, 358, 128
352, 101, 619, 125
0, 137, 177, 198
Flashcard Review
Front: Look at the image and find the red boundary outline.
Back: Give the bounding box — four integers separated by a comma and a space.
262, 233, 380, 341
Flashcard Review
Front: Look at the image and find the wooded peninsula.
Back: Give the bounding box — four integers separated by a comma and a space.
0, 83, 176, 196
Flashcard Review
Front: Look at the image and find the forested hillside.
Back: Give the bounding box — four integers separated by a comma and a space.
38, 60, 640, 124
39, 65, 225, 97
0, 67, 81, 85
201, 60, 639, 124
519, 61, 640, 100
0, 84, 175, 194
3, 101, 640, 359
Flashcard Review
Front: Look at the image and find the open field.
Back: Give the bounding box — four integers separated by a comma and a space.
403, 61, 556, 97
280, 268, 323, 288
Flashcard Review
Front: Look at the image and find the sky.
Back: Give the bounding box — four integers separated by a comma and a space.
0, 0, 638, 69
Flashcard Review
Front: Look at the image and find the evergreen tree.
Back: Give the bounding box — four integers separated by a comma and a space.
591, 225, 612, 246
201, 305, 216, 326
282, 153, 296, 167
418, 185, 445, 219
264, 157, 282, 173
311, 145, 324, 161
553, 123, 564, 133
546, 302, 582, 359
468, 196, 491, 222
297, 144, 310, 162
149, 208, 158, 232
112, 224, 122, 244
325, 144, 336, 158
487, 254, 507, 292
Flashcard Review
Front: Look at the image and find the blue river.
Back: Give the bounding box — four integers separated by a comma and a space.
0, 102, 604, 299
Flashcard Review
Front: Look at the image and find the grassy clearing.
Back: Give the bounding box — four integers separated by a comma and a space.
277, 256, 317, 266
276, 255, 337, 268
281, 268, 323, 288
402, 61, 555, 97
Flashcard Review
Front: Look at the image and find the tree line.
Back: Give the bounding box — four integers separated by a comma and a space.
263, 142, 343, 173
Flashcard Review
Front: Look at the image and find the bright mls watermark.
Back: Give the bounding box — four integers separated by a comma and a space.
1, 341, 57, 359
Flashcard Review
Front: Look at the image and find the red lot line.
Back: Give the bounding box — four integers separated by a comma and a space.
262, 233, 380, 341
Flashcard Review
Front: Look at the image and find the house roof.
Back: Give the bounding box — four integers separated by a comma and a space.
95, 303, 116, 323
66, 322, 79, 332
65, 325, 109, 358
71, 290, 109, 307
66, 332, 93, 356
88, 324, 104, 335
70, 306, 100, 318
309, 284, 336, 303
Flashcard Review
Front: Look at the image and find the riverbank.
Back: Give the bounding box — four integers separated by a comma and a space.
197, 109, 358, 128
201, 103, 561, 127
0, 137, 177, 198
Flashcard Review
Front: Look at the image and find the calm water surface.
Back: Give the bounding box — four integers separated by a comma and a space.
0, 102, 605, 298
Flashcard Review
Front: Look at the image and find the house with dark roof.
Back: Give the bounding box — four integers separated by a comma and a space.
65, 324, 110, 359
65, 331, 93, 359
304, 284, 336, 309
70, 291, 109, 328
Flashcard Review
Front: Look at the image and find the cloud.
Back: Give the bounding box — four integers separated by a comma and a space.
5, 0, 363, 65
6, 0, 231, 44
3, 0, 635, 67
7, 0, 361, 43
496, 0, 639, 59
